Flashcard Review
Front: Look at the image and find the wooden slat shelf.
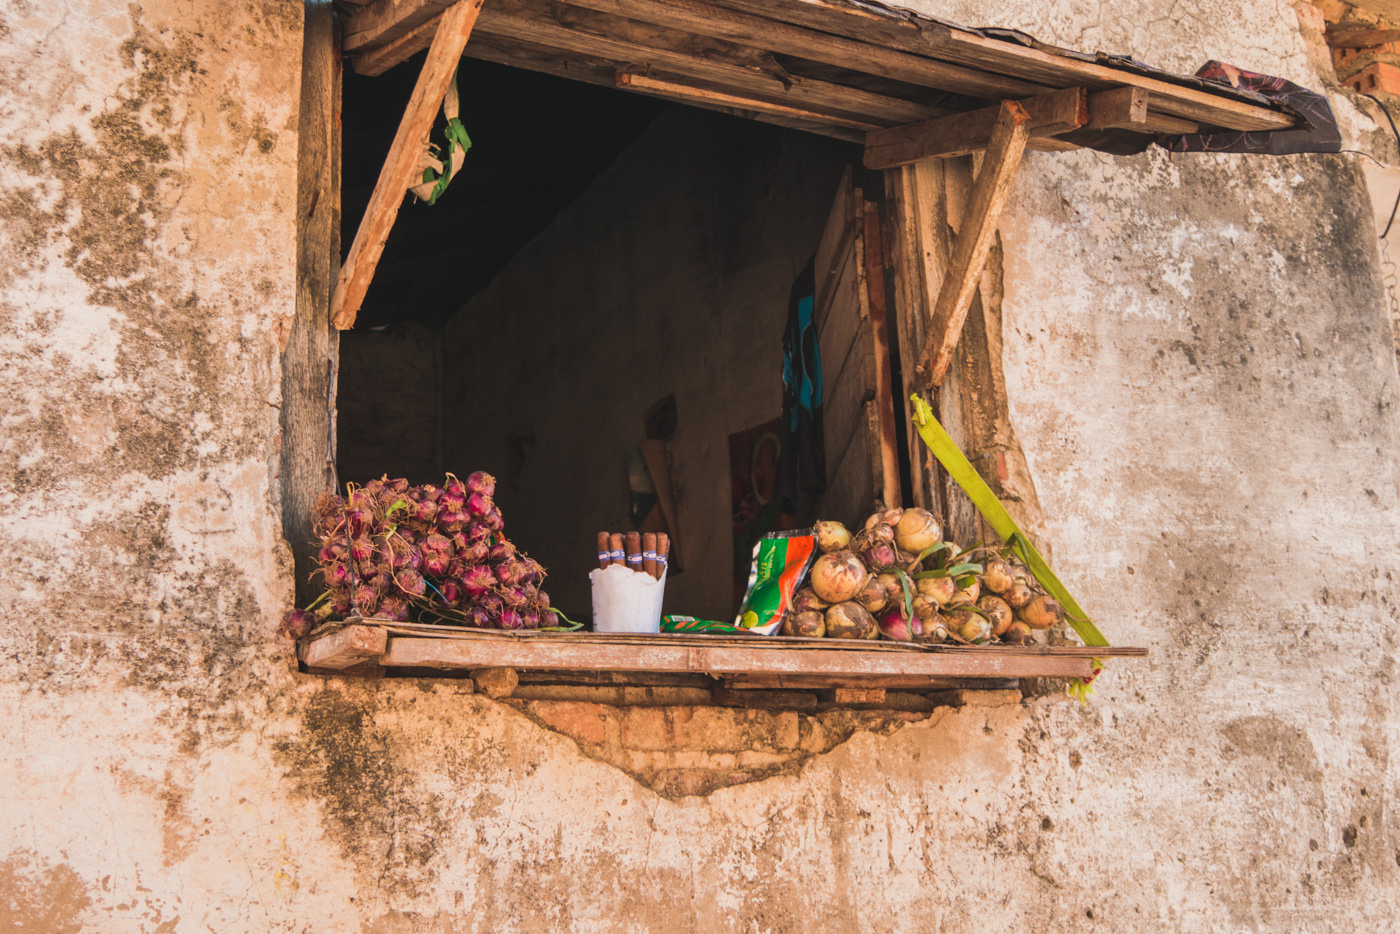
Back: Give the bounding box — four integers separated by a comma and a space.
297, 621, 1145, 692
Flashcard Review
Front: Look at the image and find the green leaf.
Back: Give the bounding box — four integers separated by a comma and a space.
909, 394, 1108, 648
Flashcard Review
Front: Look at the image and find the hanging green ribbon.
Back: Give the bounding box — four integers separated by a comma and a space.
909, 394, 1109, 700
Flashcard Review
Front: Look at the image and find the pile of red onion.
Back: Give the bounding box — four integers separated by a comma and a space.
279, 471, 553, 639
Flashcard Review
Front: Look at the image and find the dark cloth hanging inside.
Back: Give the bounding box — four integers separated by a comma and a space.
777, 256, 825, 508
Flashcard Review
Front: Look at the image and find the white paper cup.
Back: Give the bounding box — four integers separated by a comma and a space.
589, 564, 666, 633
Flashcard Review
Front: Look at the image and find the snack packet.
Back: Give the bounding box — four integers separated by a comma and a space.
734, 529, 817, 635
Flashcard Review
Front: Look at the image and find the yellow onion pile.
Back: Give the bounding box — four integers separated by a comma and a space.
781, 507, 1063, 645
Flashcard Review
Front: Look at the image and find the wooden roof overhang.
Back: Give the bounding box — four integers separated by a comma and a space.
329, 0, 1300, 371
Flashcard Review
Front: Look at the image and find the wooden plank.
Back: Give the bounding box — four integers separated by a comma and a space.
707, 0, 1294, 132
813, 167, 856, 325
343, 0, 458, 54
824, 686, 886, 705
864, 86, 1085, 170
353, 15, 440, 76
331, 0, 487, 330
884, 159, 946, 511
863, 198, 903, 509
284, 0, 342, 605
303, 625, 389, 669
614, 72, 877, 135
822, 326, 875, 475
559, 0, 1047, 100
378, 635, 1111, 678
814, 226, 862, 345
916, 24, 1295, 131
472, 2, 939, 126
916, 101, 1031, 387
820, 399, 879, 527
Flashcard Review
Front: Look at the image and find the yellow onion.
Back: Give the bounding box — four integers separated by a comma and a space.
1018, 594, 1064, 630
894, 507, 942, 554
980, 558, 1014, 594
946, 606, 990, 643
917, 575, 957, 606
825, 602, 878, 639
953, 577, 981, 605
977, 595, 1014, 637
782, 609, 826, 638
809, 551, 868, 604
877, 571, 903, 603
813, 520, 852, 553
854, 574, 888, 614
1003, 581, 1034, 609
790, 587, 828, 614
1001, 620, 1034, 644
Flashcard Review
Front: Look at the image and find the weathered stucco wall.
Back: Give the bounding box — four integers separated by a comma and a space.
1, 1, 1398, 932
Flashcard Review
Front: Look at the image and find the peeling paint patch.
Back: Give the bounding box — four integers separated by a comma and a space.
0, 850, 91, 933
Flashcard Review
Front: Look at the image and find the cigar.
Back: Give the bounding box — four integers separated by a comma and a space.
642, 532, 657, 578
596, 531, 611, 570
608, 533, 625, 567
625, 531, 643, 573
655, 532, 670, 579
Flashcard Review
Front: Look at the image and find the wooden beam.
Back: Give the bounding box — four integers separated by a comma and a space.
864, 86, 1085, 169
707, 0, 1295, 132
915, 101, 1031, 388
331, 0, 486, 330
1087, 85, 1199, 135
559, 0, 1047, 101
352, 15, 439, 76
343, 0, 457, 54
862, 199, 903, 509
302, 624, 389, 669
472, 2, 940, 126
285, 0, 341, 605
615, 71, 876, 137
379, 635, 1112, 679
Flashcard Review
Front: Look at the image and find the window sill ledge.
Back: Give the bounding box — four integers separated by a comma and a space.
296, 621, 1145, 703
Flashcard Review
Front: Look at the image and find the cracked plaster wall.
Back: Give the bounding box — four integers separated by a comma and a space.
0, 1, 1398, 932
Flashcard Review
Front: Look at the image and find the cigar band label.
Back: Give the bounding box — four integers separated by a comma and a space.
643, 550, 657, 561
657, 555, 668, 567
596, 552, 609, 563
627, 554, 643, 565
609, 549, 624, 562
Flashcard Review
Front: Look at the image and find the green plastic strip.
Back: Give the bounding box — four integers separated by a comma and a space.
909, 394, 1109, 649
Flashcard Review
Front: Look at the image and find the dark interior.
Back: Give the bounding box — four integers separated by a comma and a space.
337, 52, 859, 620
342, 56, 665, 329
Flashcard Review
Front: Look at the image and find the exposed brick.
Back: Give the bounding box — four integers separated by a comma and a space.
620, 686, 713, 706
524, 700, 611, 746
620, 706, 670, 750
1345, 61, 1400, 95
651, 768, 725, 797
511, 684, 626, 705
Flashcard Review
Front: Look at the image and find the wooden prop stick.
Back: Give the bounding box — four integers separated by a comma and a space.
916, 100, 1031, 388
331, 0, 486, 330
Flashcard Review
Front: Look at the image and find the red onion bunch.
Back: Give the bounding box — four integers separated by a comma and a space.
283, 471, 554, 637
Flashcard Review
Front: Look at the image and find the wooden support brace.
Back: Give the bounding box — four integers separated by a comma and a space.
915, 100, 1031, 388
863, 87, 1085, 170
331, 0, 486, 331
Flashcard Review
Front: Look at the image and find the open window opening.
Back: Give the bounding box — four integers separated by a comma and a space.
338, 55, 890, 624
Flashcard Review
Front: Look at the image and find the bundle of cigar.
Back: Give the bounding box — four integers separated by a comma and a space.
596, 530, 669, 579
